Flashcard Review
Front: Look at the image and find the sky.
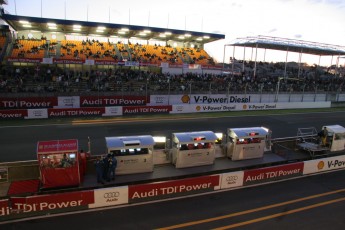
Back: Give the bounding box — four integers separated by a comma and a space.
2, 0, 345, 66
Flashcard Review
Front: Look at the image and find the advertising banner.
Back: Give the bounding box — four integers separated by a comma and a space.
125, 61, 139, 67
123, 105, 172, 115
148, 95, 170, 105
152, 94, 332, 107
42, 58, 53, 64
89, 186, 128, 208
48, 107, 105, 117
94, 60, 117, 65
0, 199, 10, 217
303, 155, 345, 175
25, 109, 48, 119
0, 109, 28, 119
243, 162, 304, 186
220, 171, 244, 189
129, 175, 220, 203
80, 96, 146, 107
170, 102, 331, 114
37, 139, 78, 154
56, 96, 80, 108
53, 58, 84, 64
84, 59, 95, 65
164, 94, 252, 105
10, 190, 94, 213
7, 57, 42, 63
103, 106, 123, 116
0, 97, 57, 109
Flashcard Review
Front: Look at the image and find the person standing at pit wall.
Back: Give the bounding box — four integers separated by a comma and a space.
108, 153, 117, 181
94, 156, 105, 184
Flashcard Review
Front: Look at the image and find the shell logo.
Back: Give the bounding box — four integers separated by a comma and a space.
243, 104, 247, 110
317, 161, 325, 170
196, 106, 201, 111
181, 95, 190, 104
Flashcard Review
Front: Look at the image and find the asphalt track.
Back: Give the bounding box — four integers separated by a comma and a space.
1, 110, 345, 229
1, 110, 345, 162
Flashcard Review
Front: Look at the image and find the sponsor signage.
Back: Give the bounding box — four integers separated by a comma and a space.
0, 199, 10, 217
37, 139, 78, 153
25, 109, 48, 119
192, 95, 251, 104
48, 107, 105, 117
89, 186, 128, 208
125, 61, 139, 67
195, 104, 237, 112
80, 96, 146, 107
56, 96, 80, 108
53, 58, 84, 64
94, 60, 117, 65
7, 57, 42, 63
303, 155, 345, 175
123, 106, 172, 115
84, 59, 95, 65
243, 162, 304, 186
42, 58, 53, 64
220, 171, 244, 189
10, 190, 94, 213
0, 109, 27, 119
156, 94, 251, 105
129, 175, 220, 203
160, 62, 169, 68
103, 106, 123, 116
148, 95, 170, 105
0, 97, 57, 109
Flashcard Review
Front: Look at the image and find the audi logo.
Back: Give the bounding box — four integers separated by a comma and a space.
226, 175, 238, 181
103, 192, 120, 198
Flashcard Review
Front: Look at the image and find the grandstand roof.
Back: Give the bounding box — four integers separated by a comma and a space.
1, 13, 225, 44
227, 35, 345, 56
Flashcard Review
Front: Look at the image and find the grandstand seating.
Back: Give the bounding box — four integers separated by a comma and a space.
10, 39, 47, 59
60, 40, 116, 61
7, 37, 215, 66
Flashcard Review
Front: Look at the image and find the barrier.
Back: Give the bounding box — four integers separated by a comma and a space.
1, 154, 345, 221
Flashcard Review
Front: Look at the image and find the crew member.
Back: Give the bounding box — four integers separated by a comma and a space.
94, 156, 105, 184
321, 127, 328, 146
108, 153, 117, 181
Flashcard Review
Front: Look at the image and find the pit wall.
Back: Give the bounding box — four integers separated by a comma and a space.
1, 155, 345, 221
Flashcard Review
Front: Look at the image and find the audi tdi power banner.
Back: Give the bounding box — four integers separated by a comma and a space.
10, 190, 94, 214
128, 175, 220, 203
243, 162, 304, 186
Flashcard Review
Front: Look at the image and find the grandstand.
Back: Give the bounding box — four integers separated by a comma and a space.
0, 6, 344, 96
225, 35, 345, 79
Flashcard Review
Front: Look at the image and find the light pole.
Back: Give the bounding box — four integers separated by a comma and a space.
227, 83, 231, 99
145, 78, 148, 103
189, 82, 192, 104
301, 84, 306, 102
275, 77, 283, 102
259, 84, 264, 103
168, 79, 170, 105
